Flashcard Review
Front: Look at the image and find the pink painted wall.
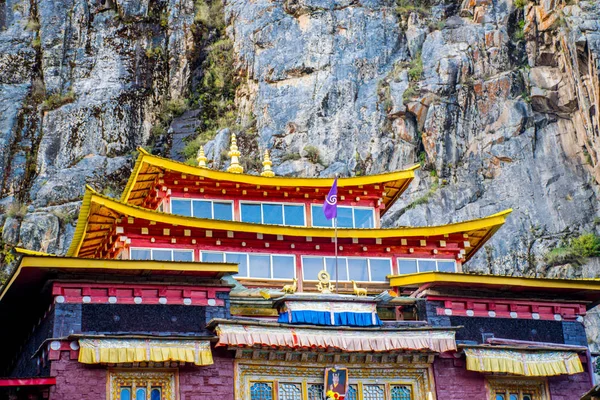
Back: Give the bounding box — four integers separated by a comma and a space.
433, 357, 487, 399
48, 350, 234, 400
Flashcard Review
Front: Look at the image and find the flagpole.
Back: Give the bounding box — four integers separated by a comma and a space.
335, 215, 338, 294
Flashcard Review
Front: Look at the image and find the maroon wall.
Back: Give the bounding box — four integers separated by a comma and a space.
547, 372, 592, 400
49, 352, 107, 400
179, 350, 235, 400
48, 350, 234, 400
433, 357, 487, 399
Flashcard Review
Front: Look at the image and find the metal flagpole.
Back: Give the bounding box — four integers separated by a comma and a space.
335, 215, 338, 294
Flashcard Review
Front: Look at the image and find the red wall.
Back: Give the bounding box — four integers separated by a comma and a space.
48, 350, 234, 400
433, 357, 487, 399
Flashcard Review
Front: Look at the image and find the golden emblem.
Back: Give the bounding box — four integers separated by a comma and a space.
316, 270, 335, 294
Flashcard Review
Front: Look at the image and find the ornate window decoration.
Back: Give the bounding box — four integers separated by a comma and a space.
487, 378, 549, 400
307, 384, 324, 400
279, 383, 302, 400
250, 382, 273, 400
109, 370, 176, 400
391, 385, 412, 400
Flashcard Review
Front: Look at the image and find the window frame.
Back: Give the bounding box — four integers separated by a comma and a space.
239, 200, 307, 226
301, 255, 392, 283
170, 197, 234, 220
200, 250, 296, 280
310, 204, 375, 228
130, 247, 195, 262
109, 369, 176, 400
396, 258, 457, 274
486, 377, 548, 400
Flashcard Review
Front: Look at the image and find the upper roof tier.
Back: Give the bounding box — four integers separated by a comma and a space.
67, 186, 511, 261
122, 148, 419, 216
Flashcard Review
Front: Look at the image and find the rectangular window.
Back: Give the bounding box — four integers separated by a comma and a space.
241, 202, 306, 226
110, 371, 174, 400
487, 378, 546, 400
130, 248, 194, 262
302, 256, 391, 282
311, 205, 375, 228
170, 198, 233, 221
201, 251, 295, 280
397, 258, 457, 274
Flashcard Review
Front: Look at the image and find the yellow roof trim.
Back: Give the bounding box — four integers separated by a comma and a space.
68, 187, 511, 258
14, 247, 55, 257
120, 149, 420, 203
389, 271, 600, 291
0, 255, 238, 302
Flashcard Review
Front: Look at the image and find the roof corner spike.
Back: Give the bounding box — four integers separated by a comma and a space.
197, 146, 208, 168
226, 133, 244, 174
260, 150, 275, 177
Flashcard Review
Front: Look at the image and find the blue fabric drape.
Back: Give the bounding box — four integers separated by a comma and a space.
277, 310, 382, 327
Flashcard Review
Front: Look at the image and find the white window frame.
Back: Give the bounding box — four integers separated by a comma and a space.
301, 255, 391, 282
200, 250, 296, 280
170, 197, 234, 220
130, 247, 195, 262
239, 200, 306, 226
309, 204, 376, 228
396, 258, 457, 274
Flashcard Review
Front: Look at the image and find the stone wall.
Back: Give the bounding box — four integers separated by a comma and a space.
433, 357, 487, 399
49, 352, 107, 400
179, 350, 235, 400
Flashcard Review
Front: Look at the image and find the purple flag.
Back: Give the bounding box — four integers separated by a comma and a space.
323, 178, 338, 220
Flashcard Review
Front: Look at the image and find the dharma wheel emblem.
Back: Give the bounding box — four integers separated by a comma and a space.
316, 270, 335, 294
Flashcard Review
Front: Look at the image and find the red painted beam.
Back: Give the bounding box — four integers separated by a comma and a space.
0, 378, 56, 387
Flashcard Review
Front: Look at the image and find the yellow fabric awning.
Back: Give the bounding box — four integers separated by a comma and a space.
465, 348, 584, 376
78, 339, 213, 366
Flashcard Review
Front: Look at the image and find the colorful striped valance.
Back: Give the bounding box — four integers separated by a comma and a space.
465, 348, 584, 376
277, 301, 382, 327
78, 339, 213, 366
216, 324, 456, 353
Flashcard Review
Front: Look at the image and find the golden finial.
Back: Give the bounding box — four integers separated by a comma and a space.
227, 133, 244, 174
261, 150, 275, 177
316, 270, 335, 294
196, 146, 207, 168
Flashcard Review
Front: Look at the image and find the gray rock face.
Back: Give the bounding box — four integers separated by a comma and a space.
1, 0, 600, 348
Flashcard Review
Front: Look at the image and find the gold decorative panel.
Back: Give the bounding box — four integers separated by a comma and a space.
108, 370, 176, 400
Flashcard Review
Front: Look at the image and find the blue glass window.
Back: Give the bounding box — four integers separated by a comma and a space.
171, 199, 192, 216
302, 257, 324, 280
173, 250, 193, 262
348, 258, 368, 281
150, 388, 161, 400
418, 260, 437, 272
354, 208, 374, 228
249, 254, 270, 278
227, 252, 248, 277
241, 203, 261, 224
202, 252, 224, 262
263, 204, 284, 225
272, 255, 295, 279
369, 258, 391, 281
398, 259, 418, 274
152, 249, 173, 261
337, 207, 353, 228
283, 205, 305, 226
213, 202, 233, 221
130, 249, 151, 260
135, 388, 146, 400
346, 386, 358, 400
192, 200, 212, 219
250, 382, 273, 400
325, 257, 348, 281
438, 260, 456, 272
390, 386, 411, 400
120, 388, 131, 400
311, 205, 333, 227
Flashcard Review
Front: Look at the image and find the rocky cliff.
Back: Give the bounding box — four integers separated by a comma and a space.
0, 0, 599, 279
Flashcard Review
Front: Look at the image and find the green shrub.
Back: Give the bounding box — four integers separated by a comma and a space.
544, 233, 600, 267
408, 53, 423, 82
25, 19, 40, 31
303, 145, 321, 164
514, 0, 528, 8
32, 36, 41, 49
145, 46, 163, 59
6, 202, 27, 219
513, 20, 526, 42
406, 180, 439, 210
403, 85, 418, 102
281, 153, 301, 162
41, 91, 76, 111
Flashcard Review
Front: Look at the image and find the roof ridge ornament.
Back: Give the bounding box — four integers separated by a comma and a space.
197, 146, 208, 168
260, 150, 275, 177
227, 133, 244, 174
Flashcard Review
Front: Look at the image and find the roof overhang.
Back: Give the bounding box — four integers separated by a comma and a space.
121, 148, 419, 214
389, 272, 600, 302
67, 187, 511, 261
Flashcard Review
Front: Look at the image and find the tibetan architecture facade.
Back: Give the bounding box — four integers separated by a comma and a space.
1, 138, 599, 400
